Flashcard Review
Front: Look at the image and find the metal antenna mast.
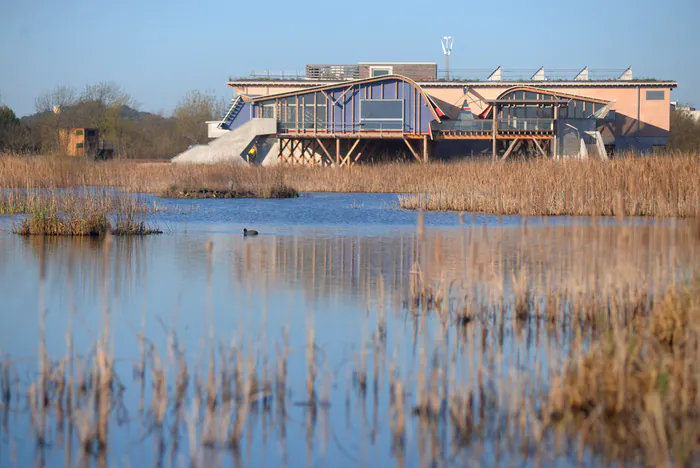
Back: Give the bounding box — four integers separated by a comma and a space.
441, 36, 454, 80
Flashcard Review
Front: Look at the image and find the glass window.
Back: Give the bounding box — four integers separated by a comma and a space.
360, 99, 403, 120
75, 130, 83, 136
646, 90, 665, 101
262, 102, 274, 119
303, 104, 314, 129
540, 107, 554, 119
286, 104, 297, 126
316, 93, 327, 129
76, 143, 84, 149
359, 99, 403, 130
370, 66, 392, 77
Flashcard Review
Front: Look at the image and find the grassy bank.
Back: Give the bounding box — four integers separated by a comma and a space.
1, 153, 699, 217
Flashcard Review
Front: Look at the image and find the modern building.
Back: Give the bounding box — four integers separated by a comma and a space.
173, 62, 677, 165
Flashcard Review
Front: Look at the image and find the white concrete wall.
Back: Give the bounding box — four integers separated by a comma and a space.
171, 118, 276, 164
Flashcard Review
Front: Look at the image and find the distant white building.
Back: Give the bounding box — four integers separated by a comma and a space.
671, 101, 700, 121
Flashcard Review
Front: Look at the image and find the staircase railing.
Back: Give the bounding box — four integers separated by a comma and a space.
218, 95, 243, 129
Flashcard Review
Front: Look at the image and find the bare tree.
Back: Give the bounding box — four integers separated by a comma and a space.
173, 90, 227, 146
32, 85, 79, 152
34, 85, 77, 114
78, 82, 141, 158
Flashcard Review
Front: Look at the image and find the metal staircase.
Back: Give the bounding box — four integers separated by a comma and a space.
218, 95, 244, 129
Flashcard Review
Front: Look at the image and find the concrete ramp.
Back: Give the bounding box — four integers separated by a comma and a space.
171, 118, 277, 164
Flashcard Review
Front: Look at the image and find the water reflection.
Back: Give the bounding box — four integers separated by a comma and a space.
0, 212, 699, 467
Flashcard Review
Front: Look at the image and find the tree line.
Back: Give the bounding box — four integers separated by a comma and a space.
0, 83, 228, 159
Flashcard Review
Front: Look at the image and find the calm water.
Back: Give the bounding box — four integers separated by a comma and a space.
0, 193, 697, 468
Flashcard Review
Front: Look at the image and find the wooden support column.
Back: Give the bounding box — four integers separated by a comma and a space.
492, 104, 498, 160
361, 141, 374, 162
552, 105, 558, 159
335, 138, 340, 166
340, 138, 361, 167
403, 137, 421, 162
354, 141, 369, 165
315, 137, 333, 166
532, 138, 547, 158
422, 135, 429, 163
313, 92, 317, 134
501, 138, 520, 160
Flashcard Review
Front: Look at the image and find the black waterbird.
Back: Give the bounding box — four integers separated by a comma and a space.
243, 229, 258, 236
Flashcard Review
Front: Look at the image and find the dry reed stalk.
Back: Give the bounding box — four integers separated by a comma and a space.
0, 355, 10, 408
377, 276, 387, 341
36, 237, 47, 445
391, 379, 405, 449
150, 351, 167, 427
229, 358, 253, 449
306, 323, 316, 404
274, 329, 289, 411
186, 385, 201, 466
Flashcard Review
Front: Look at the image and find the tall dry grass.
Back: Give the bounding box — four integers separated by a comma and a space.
397, 155, 700, 217
1, 153, 699, 216
6, 188, 162, 236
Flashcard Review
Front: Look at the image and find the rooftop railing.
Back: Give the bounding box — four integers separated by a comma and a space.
229, 67, 666, 83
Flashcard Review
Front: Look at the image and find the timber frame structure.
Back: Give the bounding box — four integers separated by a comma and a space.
277, 134, 432, 167
247, 75, 438, 166
220, 74, 625, 165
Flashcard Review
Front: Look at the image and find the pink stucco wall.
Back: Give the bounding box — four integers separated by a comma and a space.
422, 84, 673, 138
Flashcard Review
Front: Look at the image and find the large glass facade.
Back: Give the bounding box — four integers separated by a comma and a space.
558, 99, 606, 119
498, 90, 607, 121
500, 106, 554, 119
258, 91, 408, 132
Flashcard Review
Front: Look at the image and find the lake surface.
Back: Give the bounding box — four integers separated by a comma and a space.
0, 193, 698, 468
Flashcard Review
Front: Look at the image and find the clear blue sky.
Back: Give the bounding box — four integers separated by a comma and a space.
0, 0, 697, 117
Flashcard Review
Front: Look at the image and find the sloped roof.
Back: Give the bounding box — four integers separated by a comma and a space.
478, 86, 612, 119
247, 74, 443, 122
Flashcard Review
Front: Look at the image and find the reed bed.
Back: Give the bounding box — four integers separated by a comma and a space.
1, 153, 699, 216
160, 184, 298, 199
8, 188, 162, 236
5, 273, 699, 466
